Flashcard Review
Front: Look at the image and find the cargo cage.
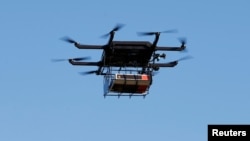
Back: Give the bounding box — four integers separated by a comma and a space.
103, 73, 151, 97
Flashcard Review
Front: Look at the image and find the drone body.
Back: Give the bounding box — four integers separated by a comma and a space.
58, 24, 189, 98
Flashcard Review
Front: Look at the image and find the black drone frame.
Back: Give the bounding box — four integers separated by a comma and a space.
58, 24, 189, 75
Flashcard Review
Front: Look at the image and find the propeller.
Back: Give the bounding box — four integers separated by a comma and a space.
71, 57, 90, 61
51, 57, 90, 62
79, 70, 110, 75
61, 36, 78, 44
79, 70, 98, 75
101, 23, 125, 38
172, 55, 193, 63
178, 37, 187, 47
177, 37, 187, 52
137, 29, 178, 36
51, 59, 68, 62
153, 55, 192, 68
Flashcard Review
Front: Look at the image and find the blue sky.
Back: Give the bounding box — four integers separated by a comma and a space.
0, 0, 249, 141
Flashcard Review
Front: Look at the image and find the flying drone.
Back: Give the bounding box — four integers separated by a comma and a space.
54, 24, 190, 98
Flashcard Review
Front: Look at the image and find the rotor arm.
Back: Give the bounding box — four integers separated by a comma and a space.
155, 37, 187, 51
74, 43, 104, 49
61, 37, 104, 49
68, 59, 102, 66
149, 61, 178, 68
155, 45, 186, 51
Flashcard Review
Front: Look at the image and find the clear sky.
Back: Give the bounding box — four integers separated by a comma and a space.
0, 0, 249, 141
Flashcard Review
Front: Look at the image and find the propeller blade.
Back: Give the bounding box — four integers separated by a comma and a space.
137, 32, 156, 36
112, 23, 125, 32
162, 55, 193, 65
100, 33, 110, 38
79, 70, 98, 75
137, 29, 178, 36
71, 57, 90, 61
161, 29, 178, 33
61, 36, 77, 44
176, 55, 193, 62
101, 23, 125, 38
51, 57, 90, 62
51, 59, 68, 62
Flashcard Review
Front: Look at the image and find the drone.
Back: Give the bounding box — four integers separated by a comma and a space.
54, 24, 190, 98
